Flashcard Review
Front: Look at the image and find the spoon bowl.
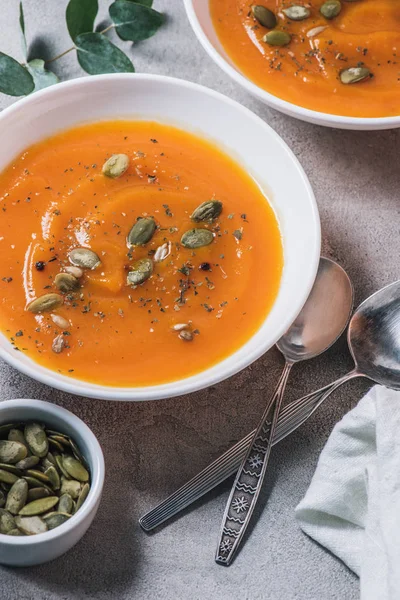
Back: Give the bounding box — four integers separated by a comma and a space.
349, 280, 400, 389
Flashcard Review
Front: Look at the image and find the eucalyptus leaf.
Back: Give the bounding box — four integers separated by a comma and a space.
76, 32, 134, 74
109, 1, 164, 42
0, 53, 34, 96
27, 59, 59, 92
19, 2, 27, 59
66, 0, 99, 42
126, 0, 153, 5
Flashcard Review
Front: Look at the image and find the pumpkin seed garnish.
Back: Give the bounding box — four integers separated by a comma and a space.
171, 323, 189, 331
340, 66, 371, 84
320, 0, 342, 19
62, 455, 89, 482
181, 228, 214, 249
307, 25, 328, 38
63, 266, 83, 279
251, 5, 277, 28
178, 330, 193, 342
27, 293, 63, 313
50, 314, 70, 330
127, 258, 153, 287
191, 200, 223, 223
52, 334, 65, 354
0, 440, 27, 465
283, 5, 311, 20
58, 493, 73, 514
27, 487, 50, 502
102, 153, 129, 178
5, 479, 28, 515
54, 272, 80, 294
69, 247, 101, 270
0, 508, 16, 533
60, 477, 81, 499
263, 30, 292, 46
15, 515, 48, 535
24, 423, 48, 458
43, 512, 71, 530
127, 217, 156, 246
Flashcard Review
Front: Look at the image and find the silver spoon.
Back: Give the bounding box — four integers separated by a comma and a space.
216, 256, 354, 565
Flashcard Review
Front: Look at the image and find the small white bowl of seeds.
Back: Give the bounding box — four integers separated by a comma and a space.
0, 399, 104, 566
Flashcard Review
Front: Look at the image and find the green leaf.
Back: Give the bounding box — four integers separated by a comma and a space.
19, 2, 28, 59
27, 59, 59, 92
76, 32, 134, 74
0, 53, 34, 96
66, 0, 99, 42
109, 1, 164, 42
126, 0, 153, 6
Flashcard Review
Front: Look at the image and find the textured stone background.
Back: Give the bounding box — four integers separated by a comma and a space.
1, 1, 399, 598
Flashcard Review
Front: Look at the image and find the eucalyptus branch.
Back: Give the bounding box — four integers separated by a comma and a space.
45, 24, 116, 65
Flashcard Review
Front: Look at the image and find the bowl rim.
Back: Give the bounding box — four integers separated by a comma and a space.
0, 73, 320, 400
183, 0, 400, 130
0, 399, 104, 545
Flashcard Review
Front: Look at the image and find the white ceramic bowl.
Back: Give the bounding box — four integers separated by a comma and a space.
184, 0, 400, 131
0, 399, 104, 566
0, 74, 320, 400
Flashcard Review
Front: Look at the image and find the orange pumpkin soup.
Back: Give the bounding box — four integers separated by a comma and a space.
210, 0, 400, 118
0, 121, 283, 386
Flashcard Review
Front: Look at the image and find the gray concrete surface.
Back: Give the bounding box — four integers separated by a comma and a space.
1, 1, 398, 598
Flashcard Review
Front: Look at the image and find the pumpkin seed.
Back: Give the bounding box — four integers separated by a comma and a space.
8, 428, 29, 451
58, 493, 73, 514
45, 466, 60, 490
43, 511, 71, 530
62, 455, 89, 482
0, 464, 22, 476
320, 0, 341, 19
44, 452, 57, 468
0, 440, 27, 464
69, 439, 88, 468
340, 66, 371, 84
191, 200, 223, 223
54, 272, 80, 293
127, 258, 153, 287
19, 496, 59, 516
263, 30, 292, 46
75, 483, 90, 512
27, 293, 63, 313
60, 477, 81, 500
283, 5, 311, 20
14, 455, 40, 470
23, 476, 51, 490
178, 330, 193, 342
52, 334, 65, 354
48, 433, 71, 447
0, 424, 19, 439
181, 228, 214, 249
24, 423, 48, 458
25, 470, 51, 485
7, 528, 25, 536
15, 515, 48, 535
56, 455, 71, 479
251, 5, 277, 28
27, 487, 50, 502
5, 479, 28, 515
69, 248, 101, 270
127, 217, 156, 246
63, 266, 83, 279
0, 508, 16, 533
50, 438, 65, 453
0, 490, 4, 508
102, 153, 129, 178
0, 469, 18, 485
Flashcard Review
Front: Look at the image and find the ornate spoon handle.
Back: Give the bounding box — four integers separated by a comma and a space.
215, 362, 293, 565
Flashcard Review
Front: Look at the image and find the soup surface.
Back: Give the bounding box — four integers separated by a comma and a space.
0, 121, 283, 386
210, 0, 400, 118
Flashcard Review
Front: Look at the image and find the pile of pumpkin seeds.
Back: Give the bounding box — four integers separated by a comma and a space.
0, 422, 90, 536
251, 2, 372, 85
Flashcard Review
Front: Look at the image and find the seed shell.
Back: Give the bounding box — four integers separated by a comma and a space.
63, 266, 83, 279
27, 293, 63, 313
24, 423, 49, 458
69, 248, 101, 270
102, 153, 129, 178
15, 515, 48, 535
5, 479, 28, 515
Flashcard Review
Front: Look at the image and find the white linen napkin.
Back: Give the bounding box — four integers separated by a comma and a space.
295, 385, 400, 600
